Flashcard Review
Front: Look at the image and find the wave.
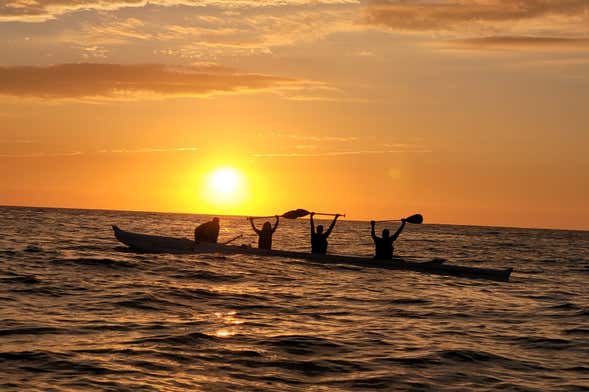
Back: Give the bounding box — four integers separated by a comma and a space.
0, 326, 61, 336
164, 287, 224, 301
0, 250, 17, 257
553, 384, 589, 392
225, 371, 305, 387
170, 270, 242, 282
496, 242, 518, 248
23, 245, 44, 253
1, 274, 40, 284
549, 302, 581, 310
9, 286, 65, 297
266, 358, 368, 377
344, 375, 410, 390
60, 245, 110, 252
564, 328, 589, 335
387, 308, 422, 318
390, 298, 431, 305
511, 336, 572, 350
115, 294, 185, 311
165, 287, 267, 304
434, 349, 547, 370
264, 335, 345, 356
563, 366, 589, 374
0, 350, 128, 376
131, 331, 219, 345
53, 258, 136, 269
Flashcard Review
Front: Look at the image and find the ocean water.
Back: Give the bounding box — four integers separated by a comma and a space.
1, 206, 588, 391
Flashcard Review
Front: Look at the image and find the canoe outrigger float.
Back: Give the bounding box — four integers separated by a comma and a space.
112, 226, 513, 282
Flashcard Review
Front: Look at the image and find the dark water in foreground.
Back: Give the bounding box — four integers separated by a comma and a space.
1, 206, 588, 391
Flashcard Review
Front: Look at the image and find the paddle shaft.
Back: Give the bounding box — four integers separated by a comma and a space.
313, 212, 346, 218
376, 214, 423, 224
249, 211, 345, 219
222, 234, 243, 245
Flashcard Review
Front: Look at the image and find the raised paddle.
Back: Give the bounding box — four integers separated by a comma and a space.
248, 209, 345, 220
376, 214, 423, 224
284, 209, 345, 219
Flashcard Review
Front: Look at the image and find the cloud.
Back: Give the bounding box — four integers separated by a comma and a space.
0, 146, 199, 158
361, 1, 589, 53
1, 2, 361, 63
99, 147, 199, 153
263, 132, 359, 142
362, 0, 588, 31
0, 151, 83, 158
51, 6, 359, 58
252, 134, 430, 158
0, 0, 359, 22
448, 36, 589, 51
0, 63, 308, 100
253, 147, 431, 158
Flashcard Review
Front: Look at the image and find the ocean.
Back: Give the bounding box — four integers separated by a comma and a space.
1, 206, 588, 391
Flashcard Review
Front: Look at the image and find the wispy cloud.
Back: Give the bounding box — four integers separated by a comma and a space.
252, 148, 431, 158
0, 63, 311, 100
72, 17, 151, 45
0, 146, 200, 158
52, 6, 360, 59
447, 36, 589, 51
0, 0, 359, 22
0, 151, 83, 158
361, 0, 589, 52
263, 132, 358, 143
98, 147, 199, 153
1, 1, 361, 65
252, 134, 431, 158
362, 0, 588, 31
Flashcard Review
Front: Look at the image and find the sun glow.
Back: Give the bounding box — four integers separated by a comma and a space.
202, 166, 248, 209
210, 168, 240, 194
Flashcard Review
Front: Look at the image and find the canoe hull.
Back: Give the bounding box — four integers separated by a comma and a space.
112, 225, 512, 282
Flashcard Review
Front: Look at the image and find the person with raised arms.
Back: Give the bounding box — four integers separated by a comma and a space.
248, 216, 280, 250
310, 212, 341, 254
370, 219, 406, 260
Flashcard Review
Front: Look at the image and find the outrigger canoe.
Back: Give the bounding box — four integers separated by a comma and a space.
112, 226, 513, 282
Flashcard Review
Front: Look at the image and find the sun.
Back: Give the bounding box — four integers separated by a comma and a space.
210, 167, 240, 194
202, 166, 247, 208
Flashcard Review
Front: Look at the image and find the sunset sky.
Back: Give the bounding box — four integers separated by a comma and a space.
0, 0, 588, 230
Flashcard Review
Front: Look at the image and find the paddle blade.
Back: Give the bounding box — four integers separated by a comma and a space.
405, 214, 423, 224
282, 209, 310, 219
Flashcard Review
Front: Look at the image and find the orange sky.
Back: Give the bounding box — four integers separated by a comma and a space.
1, 1, 588, 230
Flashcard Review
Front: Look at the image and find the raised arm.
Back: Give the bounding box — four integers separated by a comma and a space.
272, 216, 280, 233
391, 219, 406, 241
249, 218, 261, 235
370, 220, 377, 240
324, 214, 340, 237
310, 212, 315, 234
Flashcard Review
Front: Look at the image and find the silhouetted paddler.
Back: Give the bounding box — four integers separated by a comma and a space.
310, 212, 340, 254
194, 217, 220, 243
249, 216, 279, 250
370, 219, 406, 259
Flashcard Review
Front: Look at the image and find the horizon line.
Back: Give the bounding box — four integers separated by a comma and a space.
0, 204, 587, 233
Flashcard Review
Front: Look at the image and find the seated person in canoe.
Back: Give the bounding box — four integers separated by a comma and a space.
194, 217, 220, 243
370, 219, 406, 260
248, 216, 280, 250
310, 212, 341, 254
